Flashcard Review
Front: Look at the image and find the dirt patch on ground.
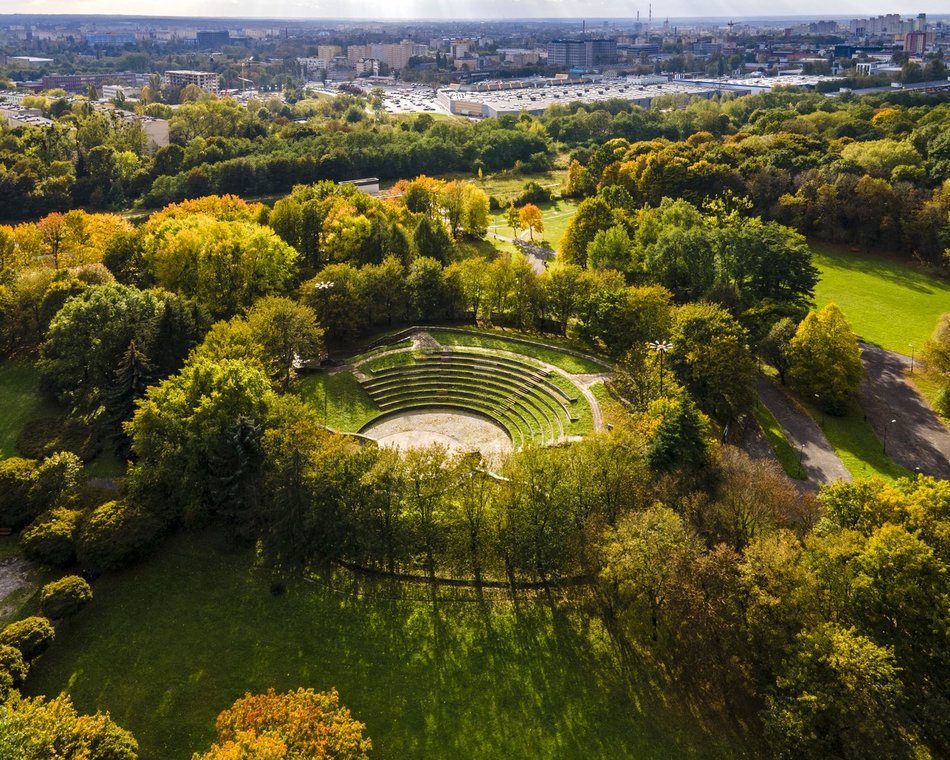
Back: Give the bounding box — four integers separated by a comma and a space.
361, 409, 513, 459
0, 556, 35, 625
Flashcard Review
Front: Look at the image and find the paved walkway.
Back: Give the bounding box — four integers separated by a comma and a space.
757, 376, 851, 487
859, 344, 950, 480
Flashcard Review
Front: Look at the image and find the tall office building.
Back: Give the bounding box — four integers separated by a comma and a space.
547, 39, 617, 69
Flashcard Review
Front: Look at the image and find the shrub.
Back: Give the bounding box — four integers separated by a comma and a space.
40, 576, 93, 620
0, 643, 29, 687
31, 451, 84, 506
20, 507, 84, 567
0, 616, 55, 660
77, 500, 162, 572
0, 457, 38, 529
515, 180, 552, 206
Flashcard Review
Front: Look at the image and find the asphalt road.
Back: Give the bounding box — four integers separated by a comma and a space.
859, 344, 950, 480
757, 376, 852, 487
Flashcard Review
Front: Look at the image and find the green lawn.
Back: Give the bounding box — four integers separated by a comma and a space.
298, 371, 381, 432
0, 362, 54, 460
752, 402, 807, 481
799, 398, 910, 482
908, 370, 948, 421
812, 243, 950, 355
0, 361, 127, 477
488, 198, 579, 253
427, 330, 607, 375
471, 169, 567, 203
26, 531, 734, 760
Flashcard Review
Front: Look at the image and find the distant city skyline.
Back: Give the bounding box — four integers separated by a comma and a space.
7, 0, 947, 21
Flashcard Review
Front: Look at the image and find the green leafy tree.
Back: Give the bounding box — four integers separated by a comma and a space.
148, 217, 298, 318
412, 216, 454, 264
921, 312, 950, 416
126, 357, 276, 524
407, 257, 456, 321
759, 317, 798, 385
540, 262, 588, 335
586, 224, 633, 271
40, 284, 164, 411
600, 505, 699, 642
560, 196, 614, 266
788, 304, 864, 415
300, 265, 367, 344
765, 624, 909, 759
668, 302, 756, 421
246, 297, 324, 391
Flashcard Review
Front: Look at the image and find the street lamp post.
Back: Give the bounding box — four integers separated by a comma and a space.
814, 393, 825, 428
882, 418, 897, 454
649, 340, 673, 396
798, 442, 806, 479
909, 344, 915, 374
313, 281, 335, 424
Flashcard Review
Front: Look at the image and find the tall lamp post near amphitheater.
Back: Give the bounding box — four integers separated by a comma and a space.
649, 340, 673, 396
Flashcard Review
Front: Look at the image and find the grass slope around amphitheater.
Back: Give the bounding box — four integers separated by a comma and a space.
298, 327, 611, 453
25, 530, 737, 760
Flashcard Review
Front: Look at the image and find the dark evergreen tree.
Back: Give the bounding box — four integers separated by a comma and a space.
105, 339, 153, 459
208, 415, 263, 537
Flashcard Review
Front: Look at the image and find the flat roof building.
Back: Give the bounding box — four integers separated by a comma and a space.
163, 70, 220, 94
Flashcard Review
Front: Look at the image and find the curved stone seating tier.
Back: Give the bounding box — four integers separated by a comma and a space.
366, 352, 577, 408
373, 385, 559, 443
358, 348, 586, 447
364, 371, 572, 427
418, 352, 578, 404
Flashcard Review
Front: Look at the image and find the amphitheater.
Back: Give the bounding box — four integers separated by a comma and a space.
342, 328, 610, 456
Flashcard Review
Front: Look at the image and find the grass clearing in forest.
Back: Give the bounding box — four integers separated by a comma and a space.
25, 530, 734, 760
811, 243, 950, 355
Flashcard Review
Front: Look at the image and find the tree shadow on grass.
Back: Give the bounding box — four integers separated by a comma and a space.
26, 534, 735, 760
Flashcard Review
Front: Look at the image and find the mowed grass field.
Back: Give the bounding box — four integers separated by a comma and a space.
0, 362, 51, 459
25, 531, 734, 760
811, 243, 950, 355
489, 198, 579, 254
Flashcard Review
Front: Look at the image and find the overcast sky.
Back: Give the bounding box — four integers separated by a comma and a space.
9, 0, 942, 20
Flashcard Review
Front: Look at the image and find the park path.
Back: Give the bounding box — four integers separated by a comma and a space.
488, 232, 545, 274
757, 376, 851, 487
859, 344, 950, 480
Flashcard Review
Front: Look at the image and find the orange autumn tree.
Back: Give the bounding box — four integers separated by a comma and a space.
194, 688, 372, 760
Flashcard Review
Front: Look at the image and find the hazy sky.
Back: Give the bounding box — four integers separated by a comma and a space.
9, 0, 939, 20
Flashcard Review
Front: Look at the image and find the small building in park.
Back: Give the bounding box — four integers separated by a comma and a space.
340, 177, 380, 196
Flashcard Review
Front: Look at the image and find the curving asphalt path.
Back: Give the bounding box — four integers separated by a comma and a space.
859, 344, 950, 480
756, 376, 852, 487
